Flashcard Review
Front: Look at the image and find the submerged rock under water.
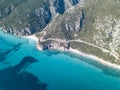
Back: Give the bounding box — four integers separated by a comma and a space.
0, 56, 47, 90
0, 43, 22, 62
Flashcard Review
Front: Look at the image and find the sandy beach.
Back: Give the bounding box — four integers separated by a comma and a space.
22, 35, 43, 51
23, 35, 38, 42
68, 47, 120, 69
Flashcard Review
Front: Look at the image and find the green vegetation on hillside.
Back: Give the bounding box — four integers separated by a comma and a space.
70, 41, 117, 63
0, 0, 51, 35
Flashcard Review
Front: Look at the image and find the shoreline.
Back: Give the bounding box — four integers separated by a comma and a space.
24, 35, 120, 70
22, 35, 43, 50
68, 48, 120, 69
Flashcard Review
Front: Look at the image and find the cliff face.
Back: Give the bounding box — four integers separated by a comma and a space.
0, 0, 81, 35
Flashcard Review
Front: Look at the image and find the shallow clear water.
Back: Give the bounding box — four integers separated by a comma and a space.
1, 30, 120, 90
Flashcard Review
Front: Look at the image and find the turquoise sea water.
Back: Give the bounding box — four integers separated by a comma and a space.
1, 30, 120, 90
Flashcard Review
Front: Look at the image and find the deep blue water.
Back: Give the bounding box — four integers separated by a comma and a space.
1, 30, 120, 90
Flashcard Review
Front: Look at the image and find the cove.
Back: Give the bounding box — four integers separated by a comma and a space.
0, 30, 120, 90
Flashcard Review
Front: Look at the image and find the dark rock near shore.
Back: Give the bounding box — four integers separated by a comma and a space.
0, 56, 48, 90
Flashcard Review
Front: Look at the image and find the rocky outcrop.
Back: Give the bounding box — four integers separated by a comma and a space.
40, 40, 70, 51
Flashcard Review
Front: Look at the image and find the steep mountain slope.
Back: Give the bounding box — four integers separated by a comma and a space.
40, 1, 84, 40
0, 0, 81, 35
0, 0, 51, 35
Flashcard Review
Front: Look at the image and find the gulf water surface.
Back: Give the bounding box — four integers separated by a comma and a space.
1, 30, 120, 90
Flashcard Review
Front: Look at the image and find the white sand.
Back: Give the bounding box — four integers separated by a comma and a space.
23, 35, 38, 42
69, 47, 120, 69
23, 35, 42, 51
